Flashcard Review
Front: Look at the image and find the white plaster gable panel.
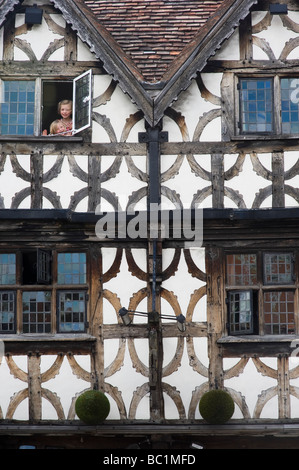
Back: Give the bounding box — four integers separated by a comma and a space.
77, 37, 96, 61
169, 76, 222, 141
253, 12, 298, 60
213, 29, 240, 60
92, 75, 143, 144
14, 14, 65, 61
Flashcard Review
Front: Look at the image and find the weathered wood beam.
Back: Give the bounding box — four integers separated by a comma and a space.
205, 59, 299, 73
2, 139, 299, 157
0, 61, 105, 77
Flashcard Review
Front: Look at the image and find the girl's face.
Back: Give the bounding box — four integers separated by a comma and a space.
56, 122, 65, 133
60, 104, 72, 120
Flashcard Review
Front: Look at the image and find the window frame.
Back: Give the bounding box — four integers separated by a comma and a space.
56, 289, 88, 334
238, 77, 275, 135
227, 289, 254, 335
225, 249, 297, 336
0, 70, 92, 138
230, 73, 299, 139
0, 248, 89, 335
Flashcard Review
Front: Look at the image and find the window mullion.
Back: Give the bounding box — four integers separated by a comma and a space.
34, 77, 41, 136
274, 75, 281, 135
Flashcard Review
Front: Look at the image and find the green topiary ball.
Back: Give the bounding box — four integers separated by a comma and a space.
199, 389, 235, 424
75, 390, 110, 424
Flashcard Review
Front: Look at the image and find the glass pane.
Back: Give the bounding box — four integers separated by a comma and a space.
239, 79, 273, 133
73, 70, 92, 134
264, 291, 294, 335
22, 291, 52, 333
58, 291, 86, 332
0, 254, 16, 285
280, 78, 299, 134
0, 291, 15, 333
229, 291, 253, 334
0, 81, 35, 135
57, 253, 86, 284
264, 253, 293, 285
226, 254, 257, 285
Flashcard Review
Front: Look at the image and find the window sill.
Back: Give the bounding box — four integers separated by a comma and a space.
232, 135, 299, 141
0, 333, 96, 355
0, 136, 83, 142
218, 334, 298, 357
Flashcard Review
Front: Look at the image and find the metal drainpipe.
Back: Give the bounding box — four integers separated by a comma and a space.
138, 122, 168, 422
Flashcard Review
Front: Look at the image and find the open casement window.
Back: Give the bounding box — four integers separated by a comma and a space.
0, 70, 92, 136
226, 252, 296, 336
22, 249, 52, 285
228, 290, 254, 335
72, 69, 92, 135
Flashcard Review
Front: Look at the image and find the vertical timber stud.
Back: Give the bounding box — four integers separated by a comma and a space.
139, 122, 168, 422
205, 246, 225, 389
28, 353, 42, 422
89, 246, 103, 391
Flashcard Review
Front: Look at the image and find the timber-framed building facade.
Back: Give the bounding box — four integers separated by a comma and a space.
1, 0, 299, 449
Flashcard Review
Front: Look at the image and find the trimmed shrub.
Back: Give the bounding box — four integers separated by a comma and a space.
75, 390, 110, 424
199, 389, 235, 424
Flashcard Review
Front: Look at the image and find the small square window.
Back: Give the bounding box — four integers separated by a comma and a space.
280, 78, 299, 134
0, 81, 35, 136
264, 291, 295, 335
226, 254, 257, 285
57, 290, 86, 333
239, 78, 274, 134
22, 291, 52, 333
0, 291, 16, 333
263, 253, 294, 285
0, 254, 16, 285
57, 253, 86, 285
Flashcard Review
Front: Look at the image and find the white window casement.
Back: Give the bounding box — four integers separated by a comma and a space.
0, 70, 92, 137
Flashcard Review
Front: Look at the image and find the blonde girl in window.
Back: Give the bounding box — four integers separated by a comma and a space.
58, 99, 73, 134
49, 119, 72, 136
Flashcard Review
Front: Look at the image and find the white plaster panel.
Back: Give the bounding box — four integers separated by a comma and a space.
14, 15, 64, 61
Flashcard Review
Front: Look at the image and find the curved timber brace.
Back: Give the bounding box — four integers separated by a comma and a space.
138, 122, 168, 421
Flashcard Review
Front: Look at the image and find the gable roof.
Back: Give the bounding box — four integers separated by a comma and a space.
1, 0, 259, 125
83, 0, 225, 83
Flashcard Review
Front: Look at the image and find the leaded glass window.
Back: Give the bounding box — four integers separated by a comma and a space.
58, 291, 86, 332
57, 253, 86, 285
22, 291, 52, 333
264, 291, 295, 335
0, 81, 35, 135
281, 78, 299, 134
0, 291, 15, 333
0, 254, 16, 285
239, 78, 273, 133
226, 251, 296, 336
264, 253, 294, 285
72, 69, 92, 134
226, 254, 257, 285
228, 290, 253, 335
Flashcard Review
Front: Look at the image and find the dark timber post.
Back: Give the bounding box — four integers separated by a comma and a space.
139, 122, 168, 422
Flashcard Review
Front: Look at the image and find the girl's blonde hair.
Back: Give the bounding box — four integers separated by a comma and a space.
50, 119, 62, 135
57, 99, 72, 114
